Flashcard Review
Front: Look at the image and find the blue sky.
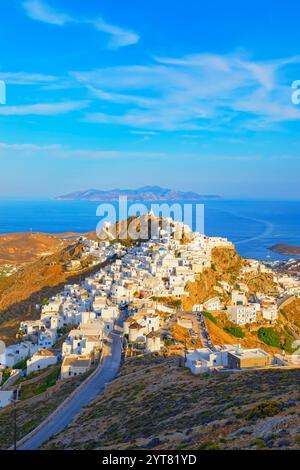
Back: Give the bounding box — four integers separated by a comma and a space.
0, 0, 300, 198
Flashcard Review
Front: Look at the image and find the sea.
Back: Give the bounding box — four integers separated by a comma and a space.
0, 199, 299, 261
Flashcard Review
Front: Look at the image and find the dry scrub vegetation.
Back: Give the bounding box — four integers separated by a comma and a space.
43, 355, 300, 451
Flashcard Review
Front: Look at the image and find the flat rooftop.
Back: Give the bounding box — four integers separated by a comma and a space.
229, 348, 270, 359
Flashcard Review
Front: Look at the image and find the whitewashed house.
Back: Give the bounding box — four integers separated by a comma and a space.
0, 342, 38, 368
27, 349, 57, 374
203, 297, 223, 311
0, 391, 14, 408
61, 355, 91, 379
38, 330, 57, 349
227, 304, 259, 325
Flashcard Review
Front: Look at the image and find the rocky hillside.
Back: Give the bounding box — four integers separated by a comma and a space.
203, 313, 295, 355
284, 299, 300, 329
0, 241, 104, 344
182, 247, 247, 310
0, 232, 69, 265
43, 355, 300, 450
182, 247, 297, 354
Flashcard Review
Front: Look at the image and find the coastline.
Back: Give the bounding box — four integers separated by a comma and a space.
0, 199, 299, 261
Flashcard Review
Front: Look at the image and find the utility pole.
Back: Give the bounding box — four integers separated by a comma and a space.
13, 385, 21, 451
13, 400, 17, 451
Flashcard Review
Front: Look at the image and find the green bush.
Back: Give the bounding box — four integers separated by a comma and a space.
258, 327, 282, 349
0, 368, 12, 386
224, 325, 245, 338
258, 327, 295, 352
198, 441, 221, 450
57, 327, 68, 336
21, 369, 60, 400
280, 309, 288, 320
203, 311, 217, 325
246, 401, 280, 421
251, 438, 267, 449
14, 358, 27, 370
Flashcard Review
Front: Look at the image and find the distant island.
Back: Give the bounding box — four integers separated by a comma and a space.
269, 243, 300, 256
56, 186, 221, 202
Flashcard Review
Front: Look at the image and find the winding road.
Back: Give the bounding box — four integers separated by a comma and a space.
15, 313, 125, 450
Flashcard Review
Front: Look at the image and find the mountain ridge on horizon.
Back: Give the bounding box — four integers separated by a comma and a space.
55, 186, 221, 202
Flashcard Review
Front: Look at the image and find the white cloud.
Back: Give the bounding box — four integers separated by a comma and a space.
87, 86, 155, 108
0, 141, 268, 162
22, 0, 71, 25
130, 130, 158, 136
73, 52, 300, 131
0, 101, 89, 116
0, 142, 166, 159
92, 18, 139, 48
56, 149, 166, 159
22, 0, 139, 49
0, 71, 58, 85
0, 143, 62, 151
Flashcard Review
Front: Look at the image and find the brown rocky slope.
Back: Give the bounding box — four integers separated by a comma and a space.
0, 232, 69, 265
43, 355, 300, 450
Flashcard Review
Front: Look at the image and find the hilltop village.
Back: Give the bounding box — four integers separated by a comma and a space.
1, 215, 300, 409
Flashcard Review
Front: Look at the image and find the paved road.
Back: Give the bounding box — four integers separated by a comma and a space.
277, 294, 295, 308
16, 314, 125, 450
197, 313, 216, 351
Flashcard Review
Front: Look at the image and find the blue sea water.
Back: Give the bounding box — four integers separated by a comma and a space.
0, 199, 299, 261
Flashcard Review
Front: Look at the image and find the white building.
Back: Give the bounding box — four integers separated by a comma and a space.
185, 345, 271, 374
62, 331, 101, 358
61, 355, 91, 379
0, 391, 14, 408
145, 332, 162, 353
185, 348, 227, 374
38, 330, 57, 349
231, 290, 247, 306
227, 304, 259, 325
27, 349, 57, 374
0, 342, 39, 368
203, 297, 223, 312
259, 297, 278, 322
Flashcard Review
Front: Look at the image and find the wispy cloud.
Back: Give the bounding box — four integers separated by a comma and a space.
0, 141, 271, 162
0, 101, 89, 116
87, 86, 156, 108
23, 0, 71, 25
22, 0, 139, 48
0, 142, 166, 159
91, 18, 139, 49
73, 52, 300, 131
129, 130, 158, 136
0, 142, 62, 151
0, 71, 58, 85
